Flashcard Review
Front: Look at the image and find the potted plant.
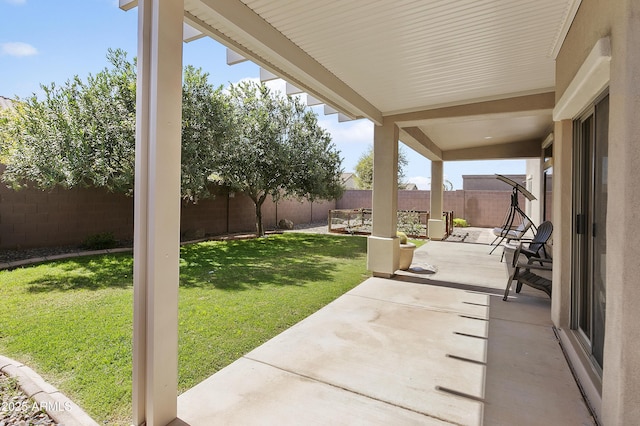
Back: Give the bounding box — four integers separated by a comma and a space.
397, 231, 416, 270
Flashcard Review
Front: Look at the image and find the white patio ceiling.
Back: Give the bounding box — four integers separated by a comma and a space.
123, 0, 581, 160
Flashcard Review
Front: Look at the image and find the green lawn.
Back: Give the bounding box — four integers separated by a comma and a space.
0, 233, 373, 425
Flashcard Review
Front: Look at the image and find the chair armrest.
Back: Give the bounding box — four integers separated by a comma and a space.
516, 261, 552, 271
527, 257, 552, 264
520, 246, 540, 258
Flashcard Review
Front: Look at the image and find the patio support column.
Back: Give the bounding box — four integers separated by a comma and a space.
367, 120, 400, 277
428, 160, 445, 240
551, 120, 572, 329
132, 0, 183, 425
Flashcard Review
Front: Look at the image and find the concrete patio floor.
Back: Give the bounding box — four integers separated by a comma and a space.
171, 237, 595, 425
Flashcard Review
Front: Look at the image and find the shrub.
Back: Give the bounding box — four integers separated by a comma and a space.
397, 210, 423, 236
397, 231, 408, 244
453, 218, 469, 227
83, 232, 117, 250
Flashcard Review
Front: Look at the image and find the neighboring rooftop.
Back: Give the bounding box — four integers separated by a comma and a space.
0, 96, 14, 110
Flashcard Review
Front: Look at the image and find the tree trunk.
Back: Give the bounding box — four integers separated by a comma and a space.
255, 196, 266, 237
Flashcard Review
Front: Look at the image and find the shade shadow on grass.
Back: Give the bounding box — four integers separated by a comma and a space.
21, 234, 367, 293
179, 233, 367, 290
1, 233, 368, 423
25, 254, 134, 293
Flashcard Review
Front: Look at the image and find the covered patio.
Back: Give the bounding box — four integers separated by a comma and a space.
119, 0, 640, 424
170, 241, 593, 425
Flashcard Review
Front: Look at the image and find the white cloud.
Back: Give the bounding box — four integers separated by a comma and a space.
406, 175, 457, 190
265, 79, 287, 94
1, 42, 38, 57
317, 116, 373, 145
4, 0, 26, 4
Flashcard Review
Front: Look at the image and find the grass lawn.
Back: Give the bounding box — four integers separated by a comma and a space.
0, 233, 375, 425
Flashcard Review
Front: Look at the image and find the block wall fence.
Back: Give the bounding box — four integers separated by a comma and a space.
336, 189, 533, 229
0, 165, 334, 249
0, 164, 548, 249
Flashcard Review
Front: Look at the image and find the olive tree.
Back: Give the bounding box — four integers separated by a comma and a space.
215, 81, 343, 236
1, 49, 137, 193
354, 145, 409, 189
180, 65, 231, 202
1, 49, 229, 202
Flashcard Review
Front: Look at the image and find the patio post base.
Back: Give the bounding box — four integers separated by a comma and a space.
367, 236, 400, 276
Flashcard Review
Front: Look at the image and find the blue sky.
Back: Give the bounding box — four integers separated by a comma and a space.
0, 0, 525, 189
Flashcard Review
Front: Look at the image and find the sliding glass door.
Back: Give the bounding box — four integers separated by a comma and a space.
572, 92, 608, 373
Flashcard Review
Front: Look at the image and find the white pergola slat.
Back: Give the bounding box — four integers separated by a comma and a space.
259, 67, 278, 82
225, 48, 247, 66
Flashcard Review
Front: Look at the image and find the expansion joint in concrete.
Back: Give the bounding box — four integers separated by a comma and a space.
242, 355, 458, 425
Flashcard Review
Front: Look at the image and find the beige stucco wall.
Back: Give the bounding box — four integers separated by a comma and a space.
555, 1, 640, 424
555, 0, 613, 102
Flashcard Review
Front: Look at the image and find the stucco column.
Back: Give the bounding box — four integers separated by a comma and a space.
132, 0, 183, 425
602, 1, 640, 423
551, 120, 572, 329
367, 121, 400, 277
428, 160, 445, 240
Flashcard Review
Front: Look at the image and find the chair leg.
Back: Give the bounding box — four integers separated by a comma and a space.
503, 280, 511, 301
504, 266, 521, 301
503, 274, 515, 301
489, 239, 503, 254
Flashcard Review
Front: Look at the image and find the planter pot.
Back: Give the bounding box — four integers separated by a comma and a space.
398, 242, 416, 270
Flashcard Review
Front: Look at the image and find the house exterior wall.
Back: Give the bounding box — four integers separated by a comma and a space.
462, 174, 525, 191
554, 0, 640, 424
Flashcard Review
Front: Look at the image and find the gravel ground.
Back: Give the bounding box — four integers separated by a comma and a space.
0, 372, 56, 426
0, 245, 87, 264
284, 221, 331, 234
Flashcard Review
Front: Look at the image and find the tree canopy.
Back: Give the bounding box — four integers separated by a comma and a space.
0, 49, 230, 202
1, 51, 344, 236
180, 65, 231, 202
215, 81, 343, 236
1, 49, 137, 193
354, 145, 408, 189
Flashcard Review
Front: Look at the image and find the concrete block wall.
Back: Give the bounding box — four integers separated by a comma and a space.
227, 193, 259, 234
336, 190, 372, 209
180, 189, 229, 236
1, 165, 549, 249
0, 164, 336, 249
398, 191, 429, 211
0, 179, 134, 249
461, 190, 526, 227
337, 189, 529, 227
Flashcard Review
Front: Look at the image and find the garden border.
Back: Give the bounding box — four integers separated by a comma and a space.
0, 355, 99, 426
